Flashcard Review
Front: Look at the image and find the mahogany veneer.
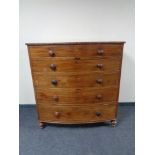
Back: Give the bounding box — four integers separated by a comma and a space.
27, 42, 125, 128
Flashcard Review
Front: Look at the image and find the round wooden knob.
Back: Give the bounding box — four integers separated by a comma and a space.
74, 57, 80, 60
49, 50, 55, 57
53, 95, 59, 101
54, 111, 60, 117
96, 94, 102, 100
96, 112, 102, 116
51, 80, 57, 85
50, 64, 57, 71
97, 49, 104, 55
96, 79, 103, 84
96, 64, 103, 69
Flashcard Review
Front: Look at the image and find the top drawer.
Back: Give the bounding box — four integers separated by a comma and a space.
28, 44, 123, 58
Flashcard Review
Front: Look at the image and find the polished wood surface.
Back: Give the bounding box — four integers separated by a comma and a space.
27, 42, 124, 127
28, 44, 123, 58
31, 57, 121, 73
33, 72, 120, 88
36, 87, 118, 105
38, 104, 116, 124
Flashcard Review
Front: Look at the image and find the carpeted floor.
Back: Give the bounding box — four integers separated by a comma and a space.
19, 104, 135, 155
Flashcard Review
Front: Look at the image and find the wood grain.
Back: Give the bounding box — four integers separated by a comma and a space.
31, 57, 121, 73
27, 42, 124, 126
29, 44, 123, 58
36, 87, 118, 105
33, 72, 120, 88
38, 104, 116, 124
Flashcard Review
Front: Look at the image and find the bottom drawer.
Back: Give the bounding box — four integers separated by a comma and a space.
38, 104, 117, 124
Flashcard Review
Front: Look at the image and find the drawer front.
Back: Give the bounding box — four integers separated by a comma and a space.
38, 104, 116, 123
29, 44, 122, 58
33, 72, 120, 88
36, 87, 118, 105
31, 57, 121, 73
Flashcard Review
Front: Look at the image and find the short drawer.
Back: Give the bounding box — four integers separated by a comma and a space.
33, 72, 120, 88
36, 87, 118, 105
31, 57, 121, 73
28, 44, 123, 58
38, 104, 116, 124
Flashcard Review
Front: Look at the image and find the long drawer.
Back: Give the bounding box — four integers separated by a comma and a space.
31, 57, 121, 73
36, 87, 118, 105
38, 104, 116, 124
33, 72, 120, 88
28, 44, 123, 58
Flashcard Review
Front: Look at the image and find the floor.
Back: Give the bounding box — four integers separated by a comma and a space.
19, 105, 135, 155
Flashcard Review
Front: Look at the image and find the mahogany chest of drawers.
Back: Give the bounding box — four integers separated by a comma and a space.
26, 42, 125, 128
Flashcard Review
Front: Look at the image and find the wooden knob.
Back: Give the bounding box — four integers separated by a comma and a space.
96, 112, 102, 116
96, 64, 103, 69
50, 64, 57, 71
54, 111, 60, 117
97, 49, 104, 55
51, 80, 57, 85
96, 94, 102, 100
96, 79, 103, 84
49, 50, 55, 57
53, 95, 59, 101
74, 57, 80, 60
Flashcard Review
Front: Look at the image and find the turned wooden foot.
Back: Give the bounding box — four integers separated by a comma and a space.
111, 120, 117, 127
39, 122, 45, 129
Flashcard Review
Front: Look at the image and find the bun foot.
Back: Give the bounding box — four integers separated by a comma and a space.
39, 122, 45, 129
111, 120, 117, 127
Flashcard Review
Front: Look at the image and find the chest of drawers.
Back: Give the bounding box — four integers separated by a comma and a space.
26, 42, 125, 128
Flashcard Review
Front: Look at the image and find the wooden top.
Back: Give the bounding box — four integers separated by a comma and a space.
26, 42, 125, 46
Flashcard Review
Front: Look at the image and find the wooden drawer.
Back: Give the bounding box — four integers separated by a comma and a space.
36, 87, 118, 105
38, 104, 116, 124
28, 44, 123, 58
33, 72, 120, 88
31, 57, 121, 73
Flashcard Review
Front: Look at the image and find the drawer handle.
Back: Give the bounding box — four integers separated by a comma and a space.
96, 79, 103, 84
49, 50, 55, 57
96, 94, 102, 100
96, 112, 102, 116
96, 64, 103, 69
97, 49, 104, 55
54, 111, 60, 117
74, 57, 80, 60
51, 80, 58, 85
50, 64, 57, 71
53, 95, 59, 101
